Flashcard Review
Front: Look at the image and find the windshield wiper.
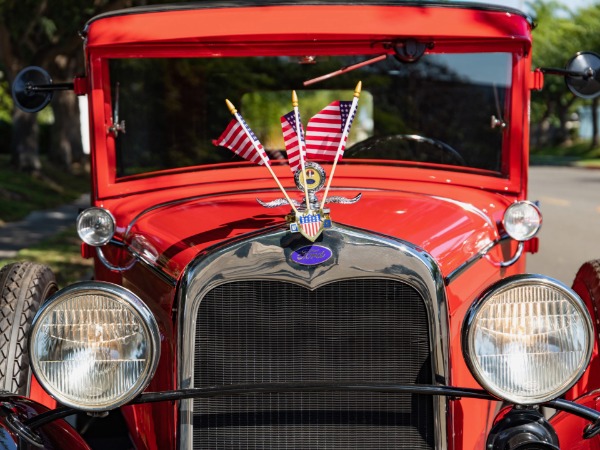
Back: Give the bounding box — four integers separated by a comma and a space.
303, 54, 387, 86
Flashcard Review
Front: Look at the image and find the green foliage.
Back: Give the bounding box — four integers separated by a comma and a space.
0, 75, 11, 123
529, 0, 600, 148
0, 227, 93, 286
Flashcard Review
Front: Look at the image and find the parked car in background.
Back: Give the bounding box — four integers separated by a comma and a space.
4, 1, 600, 448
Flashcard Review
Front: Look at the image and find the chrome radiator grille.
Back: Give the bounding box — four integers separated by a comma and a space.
192, 279, 434, 449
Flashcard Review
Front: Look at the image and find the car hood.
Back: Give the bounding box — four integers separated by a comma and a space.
122, 185, 508, 280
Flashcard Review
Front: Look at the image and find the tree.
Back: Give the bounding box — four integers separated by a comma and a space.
0, 0, 146, 172
529, 0, 600, 149
568, 4, 600, 149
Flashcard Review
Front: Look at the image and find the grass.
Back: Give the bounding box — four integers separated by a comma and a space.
0, 154, 91, 285
0, 227, 93, 286
0, 154, 90, 223
530, 140, 600, 166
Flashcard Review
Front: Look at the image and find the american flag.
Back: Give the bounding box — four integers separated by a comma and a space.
299, 213, 321, 238
305, 100, 355, 161
280, 110, 305, 173
212, 118, 270, 165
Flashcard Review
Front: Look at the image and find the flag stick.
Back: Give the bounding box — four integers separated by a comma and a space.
226, 99, 299, 216
320, 81, 361, 210
292, 91, 311, 211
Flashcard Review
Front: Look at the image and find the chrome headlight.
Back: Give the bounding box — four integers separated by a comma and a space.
77, 207, 115, 246
462, 274, 593, 405
502, 201, 542, 241
30, 282, 160, 411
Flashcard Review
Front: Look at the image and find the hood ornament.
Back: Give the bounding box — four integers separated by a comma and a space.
257, 161, 361, 209
215, 83, 362, 242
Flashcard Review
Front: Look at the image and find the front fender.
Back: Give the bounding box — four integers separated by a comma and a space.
0, 393, 90, 450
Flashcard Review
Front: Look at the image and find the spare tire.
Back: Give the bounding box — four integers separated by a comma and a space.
0, 262, 57, 395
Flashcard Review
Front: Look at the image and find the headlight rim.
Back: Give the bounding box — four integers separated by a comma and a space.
462, 274, 593, 405
29, 281, 161, 412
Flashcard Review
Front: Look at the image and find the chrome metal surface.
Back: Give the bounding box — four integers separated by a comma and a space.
96, 246, 136, 272
462, 274, 594, 405
494, 241, 524, 268
30, 281, 162, 411
178, 224, 449, 449
256, 193, 361, 209
501, 200, 542, 241
256, 197, 301, 208
444, 235, 517, 285
6, 413, 43, 447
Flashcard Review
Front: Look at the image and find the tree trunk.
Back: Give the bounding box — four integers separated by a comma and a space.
591, 97, 599, 149
10, 108, 40, 172
46, 51, 85, 170
50, 91, 83, 168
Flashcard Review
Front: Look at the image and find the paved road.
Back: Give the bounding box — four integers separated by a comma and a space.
527, 166, 600, 285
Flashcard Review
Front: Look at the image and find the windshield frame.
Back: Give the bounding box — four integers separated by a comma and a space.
87, 39, 530, 200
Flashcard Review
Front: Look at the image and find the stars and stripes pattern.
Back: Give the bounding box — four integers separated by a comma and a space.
305, 100, 355, 161
299, 212, 322, 238
280, 110, 306, 173
212, 117, 270, 165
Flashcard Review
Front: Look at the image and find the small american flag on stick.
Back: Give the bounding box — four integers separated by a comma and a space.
305, 100, 356, 161
213, 117, 270, 165
215, 99, 299, 216
280, 110, 305, 173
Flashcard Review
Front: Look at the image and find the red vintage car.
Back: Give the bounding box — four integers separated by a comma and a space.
4, 1, 600, 449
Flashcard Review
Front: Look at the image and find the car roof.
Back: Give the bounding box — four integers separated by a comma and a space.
85, 0, 532, 28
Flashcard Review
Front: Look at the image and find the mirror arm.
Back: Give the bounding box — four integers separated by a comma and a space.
540, 66, 595, 79
26, 82, 75, 93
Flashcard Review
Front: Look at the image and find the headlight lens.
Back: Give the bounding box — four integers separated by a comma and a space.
77, 207, 115, 246
463, 275, 593, 405
30, 282, 160, 411
502, 201, 542, 241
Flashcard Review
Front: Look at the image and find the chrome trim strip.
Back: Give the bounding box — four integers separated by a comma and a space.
444, 235, 511, 285
96, 246, 136, 272
494, 241, 524, 268
178, 224, 449, 450
97, 240, 177, 286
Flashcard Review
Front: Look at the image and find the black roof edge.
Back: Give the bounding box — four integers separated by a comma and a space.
84, 0, 534, 33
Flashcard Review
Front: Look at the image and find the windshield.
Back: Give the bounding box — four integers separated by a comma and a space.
109, 52, 511, 179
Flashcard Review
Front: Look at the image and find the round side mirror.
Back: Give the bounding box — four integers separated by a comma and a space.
12, 66, 54, 113
565, 51, 600, 99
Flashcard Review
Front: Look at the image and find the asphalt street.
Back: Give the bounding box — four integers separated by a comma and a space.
527, 166, 600, 285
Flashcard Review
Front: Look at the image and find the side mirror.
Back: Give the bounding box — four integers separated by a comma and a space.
12, 66, 75, 113
564, 52, 600, 99
540, 51, 600, 99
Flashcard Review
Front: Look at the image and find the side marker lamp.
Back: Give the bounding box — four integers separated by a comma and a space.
77, 207, 115, 246
502, 201, 542, 241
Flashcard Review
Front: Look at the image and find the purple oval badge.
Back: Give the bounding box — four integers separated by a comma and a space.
290, 245, 332, 266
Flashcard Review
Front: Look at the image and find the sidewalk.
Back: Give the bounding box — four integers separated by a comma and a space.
0, 194, 90, 259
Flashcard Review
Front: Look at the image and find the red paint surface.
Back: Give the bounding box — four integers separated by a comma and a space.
36, 3, 593, 450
